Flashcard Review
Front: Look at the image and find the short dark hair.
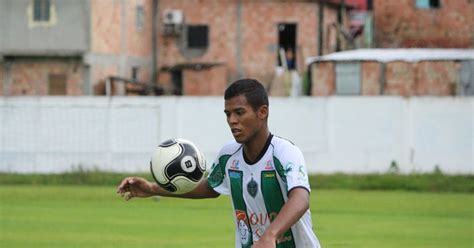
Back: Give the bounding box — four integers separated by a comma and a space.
224, 78, 269, 111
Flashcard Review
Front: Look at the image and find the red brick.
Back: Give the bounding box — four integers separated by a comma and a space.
183, 65, 227, 95
90, 0, 123, 54
157, 0, 340, 91
415, 61, 459, 95
7, 60, 83, 96
311, 62, 335, 96
361, 62, 381, 95
374, 0, 473, 48
384, 61, 416, 96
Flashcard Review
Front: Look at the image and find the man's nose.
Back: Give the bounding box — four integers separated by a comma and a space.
228, 113, 238, 124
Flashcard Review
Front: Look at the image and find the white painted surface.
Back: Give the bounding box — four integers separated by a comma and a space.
0, 97, 472, 174
306, 48, 474, 64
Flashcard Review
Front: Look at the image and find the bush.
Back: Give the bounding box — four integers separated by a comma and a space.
0, 169, 472, 193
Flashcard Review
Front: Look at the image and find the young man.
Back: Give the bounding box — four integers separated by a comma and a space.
117, 79, 321, 248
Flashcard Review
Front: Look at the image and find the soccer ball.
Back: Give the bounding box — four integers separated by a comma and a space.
150, 138, 206, 194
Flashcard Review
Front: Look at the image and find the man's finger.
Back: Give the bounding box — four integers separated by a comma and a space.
117, 177, 136, 193
117, 178, 130, 193
125, 192, 134, 201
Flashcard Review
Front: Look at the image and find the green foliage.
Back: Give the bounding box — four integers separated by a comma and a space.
302, 70, 311, 95
0, 168, 472, 193
0, 169, 152, 186
310, 173, 474, 193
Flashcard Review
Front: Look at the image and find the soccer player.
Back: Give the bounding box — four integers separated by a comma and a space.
117, 78, 321, 248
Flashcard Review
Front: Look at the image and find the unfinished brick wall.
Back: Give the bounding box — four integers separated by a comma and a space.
5, 59, 83, 96
311, 59, 465, 96
415, 61, 459, 95
126, 0, 153, 57
157, 0, 323, 93
322, 5, 342, 54
240, 1, 318, 85
361, 61, 381, 95
311, 62, 335, 96
90, 0, 153, 93
183, 65, 227, 95
92, 64, 119, 95
383, 61, 416, 96
157, 0, 238, 82
374, 0, 474, 48
90, 0, 123, 54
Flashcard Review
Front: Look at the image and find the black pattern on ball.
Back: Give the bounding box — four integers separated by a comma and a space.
165, 142, 204, 182
150, 138, 206, 194
150, 161, 178, 192
159, 139, 177, 147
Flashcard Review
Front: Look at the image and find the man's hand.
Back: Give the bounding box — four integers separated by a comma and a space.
251, 234, 276, 248
116, 177, 156, 200
251, 187, 310, 248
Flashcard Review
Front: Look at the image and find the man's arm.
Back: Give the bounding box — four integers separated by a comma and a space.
117, 177, 219, 200
252, 187, 310, 248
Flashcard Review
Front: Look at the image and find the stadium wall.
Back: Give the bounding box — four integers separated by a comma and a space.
0, 97, 472, 174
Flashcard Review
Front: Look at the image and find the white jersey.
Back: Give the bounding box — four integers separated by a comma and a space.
207, 135, 321, 248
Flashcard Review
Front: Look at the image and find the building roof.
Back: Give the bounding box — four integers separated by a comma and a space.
306, 48, 474, 64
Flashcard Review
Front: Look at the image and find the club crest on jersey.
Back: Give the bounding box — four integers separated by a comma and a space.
247, 177, 258, 198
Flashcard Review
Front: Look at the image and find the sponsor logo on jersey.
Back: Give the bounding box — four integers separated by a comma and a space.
264, 160, 273, 170
250, 211, 278, 239
230, 159, 240, 170
263, 172, 276, 178
298, 165, 306, 177
284, 162, 294, 175
246, 211, 294, 244
229, 170, 241, 179
248, 211, 278, 226
235, 210, 251, 246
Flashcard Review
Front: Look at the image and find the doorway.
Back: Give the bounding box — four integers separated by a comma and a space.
277, 23, 297, 69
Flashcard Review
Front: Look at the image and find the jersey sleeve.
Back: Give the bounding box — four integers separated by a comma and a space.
276, 143, 311, 193
207, 149, 232, 195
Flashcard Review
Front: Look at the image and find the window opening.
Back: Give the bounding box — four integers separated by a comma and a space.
277, 23, 297, 70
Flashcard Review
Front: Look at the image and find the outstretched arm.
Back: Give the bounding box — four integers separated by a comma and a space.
251, 187, 310, 248
117, 177, 219, 201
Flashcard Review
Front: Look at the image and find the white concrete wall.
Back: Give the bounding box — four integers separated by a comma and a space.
0, 97, 472, 174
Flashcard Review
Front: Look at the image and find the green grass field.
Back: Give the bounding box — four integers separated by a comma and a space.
0, 186, 472, 248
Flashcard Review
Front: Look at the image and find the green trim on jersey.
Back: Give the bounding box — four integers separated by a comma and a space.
208, 155, 231, 188
261, 171, 296, 248
273, 157, 288, 188
229, 170, 253, 248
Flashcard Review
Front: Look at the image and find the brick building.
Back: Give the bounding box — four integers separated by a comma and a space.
154, 0, 349, 95
374, 0, 474, 48
0, 0, 349, 96
307, 48, 474, 96
0, 0, 155, 96
306, 0, 474, 96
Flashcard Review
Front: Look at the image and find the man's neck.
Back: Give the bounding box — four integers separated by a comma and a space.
243, 129, 270, 164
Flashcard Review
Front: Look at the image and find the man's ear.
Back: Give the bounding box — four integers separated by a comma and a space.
258, 105, 269, 120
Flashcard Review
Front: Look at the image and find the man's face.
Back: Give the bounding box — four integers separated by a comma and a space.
224, 94, 266, 144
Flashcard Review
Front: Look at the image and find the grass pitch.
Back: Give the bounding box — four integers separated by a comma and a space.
0, 186, 472, 248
